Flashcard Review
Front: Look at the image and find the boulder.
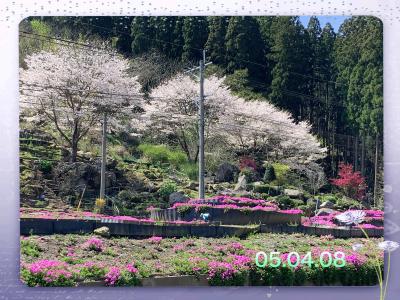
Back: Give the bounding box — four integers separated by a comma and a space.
94, 226, 110, 238
53, 161, 117, 197
316, 208, 337, 216
320, 201, 334, 209
234, 175, 247, 191
284, 188, 303, 198
215, 162, 239, 183
186, 182, 198, 190
169, 192, 189, 206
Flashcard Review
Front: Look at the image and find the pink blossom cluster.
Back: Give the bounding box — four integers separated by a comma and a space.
126, 263, 138, 274
345, 253, 367, 266
28, 260, 66, 274
208, 261, 237, 280
26, 260, 74, 284
172, 199, 304, 215
280, 209, 304, 214
188, 195, 277, 208
229, 255, 252, 268
104, 267, 121, 286
84, 237, 104, 252
148, 236, 163, 244
227, 242, 244, 253
302, 209, 384, 229
20, 208, 208, 225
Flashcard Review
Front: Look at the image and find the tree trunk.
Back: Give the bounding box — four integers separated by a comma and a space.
70, 142, 78, 162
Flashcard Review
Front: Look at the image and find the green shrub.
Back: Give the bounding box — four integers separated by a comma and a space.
117, 190, 142, 204
263, 164, 276, 182
291, 199, 305, 207
239, 167, 258, 183
252, 183, 282, 196
334, 197, 363, 210
138, 144, 188, 167
271, 163, 290, 185
138, 144, 170, 164
158, 181, 178, 199
38, 159, 53, 174
176, 205, 193, 215
21, 239, 41, 257
180, 162, 198, 180
168, 151, 188, 166
275, 195, 294, 209
316, 194, 339, 204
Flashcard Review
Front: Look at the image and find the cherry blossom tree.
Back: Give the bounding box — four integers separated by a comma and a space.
138, 74, 326, 163
20, 43, 142, 162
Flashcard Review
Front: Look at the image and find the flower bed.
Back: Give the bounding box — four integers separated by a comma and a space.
20, 233, 383, 287
302, 209, 384, 229
20, 208, 205, 225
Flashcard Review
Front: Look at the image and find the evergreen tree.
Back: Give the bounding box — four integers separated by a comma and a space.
131, 17, 155, 55
171, 17, 185, 59
306, 16, 322, 124
268, 17, 312, 121
334, 17, 383, 137
153, 17, 178, 57
205, 17, 229, 66
225, 16, 266, 80
182, 17, 208, 62
112, 16, 134, 55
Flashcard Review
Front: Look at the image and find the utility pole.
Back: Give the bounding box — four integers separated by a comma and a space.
184, 50, 211, 199
99, 112, 107, 200
198, 50, 206, 199
373, 135, 379, 207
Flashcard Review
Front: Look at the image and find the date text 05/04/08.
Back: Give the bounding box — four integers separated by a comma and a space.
255, 251, 346, 268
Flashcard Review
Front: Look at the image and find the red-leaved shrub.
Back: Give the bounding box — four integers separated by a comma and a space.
330, 163, 367, 200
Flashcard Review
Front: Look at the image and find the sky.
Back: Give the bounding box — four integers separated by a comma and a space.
299, 16, 350, 32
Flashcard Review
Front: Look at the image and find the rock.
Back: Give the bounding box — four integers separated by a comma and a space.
284, 188, 303, 198
316, 208, 337, 216
186, 182, 198, 190
215, 162, 239, 183
234, 175, 247, 191
54, 161, 117, 197
94, 226, 110, 238
169, 192, 189, 206
320, 201, 334, 209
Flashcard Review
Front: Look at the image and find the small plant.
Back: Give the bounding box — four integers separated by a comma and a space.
78, 262, 107, 280
21, 239, 41, 258
176, 204, 193, 215
83, 237, 104, 252
38, 159, 53, 174
158, 180, 178, 200
239, 156, 257, 171
94, 198, 106, 213
239, 167, 258, 183
263, 164, 276, 182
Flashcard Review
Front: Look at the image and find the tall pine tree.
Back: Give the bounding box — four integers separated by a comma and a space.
205, 17, 229, 66
131, 17, 155, 55
181, 17, 208, 62
268, 17, 312, 121
225, 16, 266, 80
